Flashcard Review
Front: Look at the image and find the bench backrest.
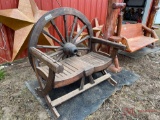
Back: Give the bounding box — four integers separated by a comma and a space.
121, 23, 144, 39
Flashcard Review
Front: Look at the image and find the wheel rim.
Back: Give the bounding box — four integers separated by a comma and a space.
28, 7, 93, 69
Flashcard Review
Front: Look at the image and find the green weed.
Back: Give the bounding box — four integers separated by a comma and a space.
0, 69, 5, 80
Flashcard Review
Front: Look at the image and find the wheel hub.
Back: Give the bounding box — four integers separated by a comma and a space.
63, 43, 78, 55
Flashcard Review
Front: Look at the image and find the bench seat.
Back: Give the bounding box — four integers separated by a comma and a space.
120, 23, 159, 52
125, 36, 158, 52
36, 52, 112, 88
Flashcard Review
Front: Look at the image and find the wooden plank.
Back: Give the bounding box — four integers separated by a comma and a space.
51, 73, 111, 107
121, 24, 143, 39
81, 55, 101, 63
64, 61, 79, 70
63, 66, 75, 74
36, 67, 48, 80
30, 47, 63, 73
91, 37, 126, 50
66, 57, 94, 76
62, 62, 77, 71
127, 36, 158, 52
66, 57, 93, 70
89, 52, 111, 61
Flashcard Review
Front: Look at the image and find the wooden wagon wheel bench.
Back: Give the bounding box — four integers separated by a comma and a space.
28, 7, 126, 118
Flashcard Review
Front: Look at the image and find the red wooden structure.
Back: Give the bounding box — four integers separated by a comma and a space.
0, 0, 155, 64
0, 0, 109, 64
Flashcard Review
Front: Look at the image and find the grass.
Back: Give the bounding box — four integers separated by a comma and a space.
0, 69, 5, 80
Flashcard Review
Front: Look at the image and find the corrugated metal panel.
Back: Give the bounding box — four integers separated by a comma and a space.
0, 0, 111, 64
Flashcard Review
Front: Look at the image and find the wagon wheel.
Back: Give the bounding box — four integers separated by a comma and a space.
28, 7, 93, 93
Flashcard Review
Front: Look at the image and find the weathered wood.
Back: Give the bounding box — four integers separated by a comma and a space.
28, 7, 126, 118
79, 76, 85, 90
51, 73, 111, 107
108, 77, 117, 86
45, 95, 60, 118
104, 0, 121, 39
89, 75, 95, 84
50, 19, 66, 44
95, 51, 110, 58
56, 53, 64, 61
77, 47, 90, 50
70, 16, 78, 42
42, 29, 64, 46
63, 15, 69, 42
30, 47, 64, 73
91, 37, 126, 50
146, 0, 160, 29
117, 12, 123, 36
80, 52, 112, 72
108, 36, 122, 42
75, 35, 90, 45
49, 50, 63, 57
72, 25, 87, 44
37, 45, 61, 49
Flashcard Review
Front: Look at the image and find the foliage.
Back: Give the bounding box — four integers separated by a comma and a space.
0, 69, 5, 80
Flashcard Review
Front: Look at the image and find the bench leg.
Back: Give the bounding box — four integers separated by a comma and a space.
45, 95, 60, 119
102, 70, 117, 86
41, 74, 111, 118
108, 56, 122, 73
108, 77, 117, 86
79, 76, 85, 90
147, 42, 155, 48
89, 75, 95, 84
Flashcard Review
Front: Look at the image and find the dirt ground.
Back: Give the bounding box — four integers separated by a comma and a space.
0, 27, 160, 120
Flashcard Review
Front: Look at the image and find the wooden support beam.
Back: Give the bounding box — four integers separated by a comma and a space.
146, 0, 160, 29
51, 74, 111, 107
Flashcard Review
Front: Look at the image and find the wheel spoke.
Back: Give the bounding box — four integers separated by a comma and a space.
72, 25, 87, 44
69, 16, 78, 42
49, 50, 63, 57
63, 15, 69, 42
42, 29, 64, 46
62, 54, 67, 60
50, 19, 66, 44
56, 53, 65, 61
77, 47, 90, 50
37, 45, 62, 49
75, 35, 90, 45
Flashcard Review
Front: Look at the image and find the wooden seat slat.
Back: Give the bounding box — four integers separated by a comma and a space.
61, 62, 77, 72
90, 52, 111, 61
37, 52, 112, 87
63, 66, 74, 74
63, 61, 79, 70
66, 57, 94, 76
80, 52, 112, 72
38, 56, 94, 87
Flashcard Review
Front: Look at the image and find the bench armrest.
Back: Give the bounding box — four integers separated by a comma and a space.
29, 47, 64, 73
142, 25, 159, 40
91, 37, 126, 50
152, 26, 159, 30
108, 36, 123, 43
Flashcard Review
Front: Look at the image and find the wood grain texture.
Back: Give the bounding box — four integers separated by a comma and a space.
120, 23, 159, 52
146, 0, 160, 29
51, 73, 111, 107
28, 7, 123, 118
